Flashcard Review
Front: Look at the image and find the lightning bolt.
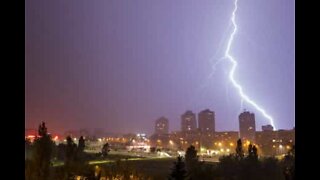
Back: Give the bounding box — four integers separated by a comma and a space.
225, 0, 276, 129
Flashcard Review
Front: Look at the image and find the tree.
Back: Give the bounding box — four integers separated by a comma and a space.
26, 122, 54, 180
169, 155, 187, 180
38, 121, 47, 136
102, 143, 110, 157
239, 144, 260, 180
65, 136, 76, 167
63, 136, 89, 178
218, 154, 240, 179
260, 157, 284, 180
25, 138, 32, 160
56, 143, 66, 161
247, 144, 258, 160
248, 144, 253, 156
282, 145, 295, 180
185, 145, 199, 179
236, 139, 244, 159
252, 145, 258, 157
78, 136, 85, 152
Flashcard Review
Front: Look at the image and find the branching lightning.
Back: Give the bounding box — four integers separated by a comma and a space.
225, 0, 276, 129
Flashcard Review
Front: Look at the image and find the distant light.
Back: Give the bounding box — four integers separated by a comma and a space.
246, 141, 250, 145
218, 142, 222, 146
226, 149, 230, 152
230, 143, 234, 146
279, 145, 283, 149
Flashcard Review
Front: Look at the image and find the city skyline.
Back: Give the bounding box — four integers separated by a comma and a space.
26, 0, 294, 135
26, 109, 292, 136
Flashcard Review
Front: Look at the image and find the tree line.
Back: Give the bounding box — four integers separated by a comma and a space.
169, 139, 295, 180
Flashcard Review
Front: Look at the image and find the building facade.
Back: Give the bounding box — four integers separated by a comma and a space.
239, 111, 256, 143
181, 110, 197, 132
262, 125, 274, 131
155, 117, 169, 134
198, 109, 215, 133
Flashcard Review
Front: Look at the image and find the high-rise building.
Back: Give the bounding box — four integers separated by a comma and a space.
239, 110, 256, 143
181, 110, 197, 132
262, 125, 274, 131
198, 109, 215, 133
155, 117, 169, 134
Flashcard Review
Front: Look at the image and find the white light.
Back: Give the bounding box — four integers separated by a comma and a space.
224, 0, 276, 129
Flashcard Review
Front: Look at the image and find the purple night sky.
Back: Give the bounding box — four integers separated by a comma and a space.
25, 0, 294, 135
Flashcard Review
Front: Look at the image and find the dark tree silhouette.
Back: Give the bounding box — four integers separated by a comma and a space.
26, 122, 54, 180
102, 143, 110, 157
78, 136, 85, 152
236, 139, 244, 159
282, 145, 295, 180
185, 145, 199, 179
248, 144, 253, 156
56, 143, 66, 160
65, 136, 77, 167
252, 145, 258, 158
260, 157, 284, 180
185, 145, 198, 171
38, 121, 47, 137
169, 155, 187, 180
218, 154, 240, 179
247, 144, 258, 160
